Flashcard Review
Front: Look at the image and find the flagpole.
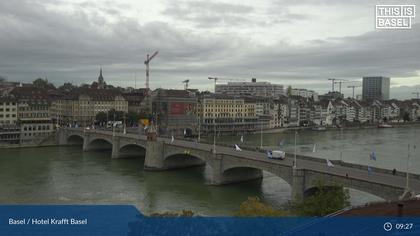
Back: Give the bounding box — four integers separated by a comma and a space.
294, 130, 297, 169
406, 144, 410, 191
340, 128, 343, 163
260, 120, 263, 149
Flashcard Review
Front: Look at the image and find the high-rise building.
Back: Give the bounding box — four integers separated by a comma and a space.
362, 76, 390, 101
215, 78, 284, 98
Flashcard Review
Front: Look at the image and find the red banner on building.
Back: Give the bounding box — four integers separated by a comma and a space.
170, 102, 193, 115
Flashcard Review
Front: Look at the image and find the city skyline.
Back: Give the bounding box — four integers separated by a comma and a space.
0, 0, 419, 99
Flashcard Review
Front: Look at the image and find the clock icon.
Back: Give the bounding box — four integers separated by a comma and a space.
383, 222, 393, 232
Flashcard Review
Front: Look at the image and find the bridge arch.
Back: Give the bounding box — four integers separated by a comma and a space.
67, 134, 84, 145
163, 153, 206, 169
222, 166, 293, 185
303, 172, 401, 201
118, 143, 146, 158
86, 138, 113, 151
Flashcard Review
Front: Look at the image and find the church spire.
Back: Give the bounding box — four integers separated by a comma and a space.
98, 67, 105, 89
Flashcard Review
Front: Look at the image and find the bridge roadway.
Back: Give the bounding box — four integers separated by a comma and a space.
59, 128, 420, 201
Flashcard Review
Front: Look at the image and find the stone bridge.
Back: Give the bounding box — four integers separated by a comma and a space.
58, 128, 420, 201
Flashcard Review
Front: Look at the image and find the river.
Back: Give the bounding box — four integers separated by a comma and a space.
0, 126, 418, 216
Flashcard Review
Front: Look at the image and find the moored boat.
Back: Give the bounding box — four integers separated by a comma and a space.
378, 123, 393, 128
311, 126, 327, 131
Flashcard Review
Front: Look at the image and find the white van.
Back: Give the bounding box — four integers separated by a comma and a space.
267, 150, 286, 160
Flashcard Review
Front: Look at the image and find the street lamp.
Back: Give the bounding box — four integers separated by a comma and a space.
294, 130, 297, 168
112, 112, 116, 137
198, 114, 201, 142
406, 144, 412, 191
208, 77, 218, 154
123, 113, 127, 134
260, 120, 263, 149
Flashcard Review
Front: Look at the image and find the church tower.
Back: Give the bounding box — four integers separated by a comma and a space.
98, 68, 105, 89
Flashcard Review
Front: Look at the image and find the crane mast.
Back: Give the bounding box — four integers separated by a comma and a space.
347, 85, 361, 98
183, 80, 190, 90
144, 51, 158, 116
144, 51, 158, 91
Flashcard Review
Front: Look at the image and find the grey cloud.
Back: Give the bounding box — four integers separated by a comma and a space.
162, 0, 255, 27
0, 0, 419, 99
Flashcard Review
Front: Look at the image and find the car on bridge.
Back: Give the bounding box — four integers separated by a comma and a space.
267, 150, 286, 160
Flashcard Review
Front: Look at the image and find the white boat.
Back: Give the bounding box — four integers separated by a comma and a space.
378, 123, 393, 128
311, 126, 326, 131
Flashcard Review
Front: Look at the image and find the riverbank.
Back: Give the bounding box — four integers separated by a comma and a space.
0, 132, 59, 149
212, 121, 420, 136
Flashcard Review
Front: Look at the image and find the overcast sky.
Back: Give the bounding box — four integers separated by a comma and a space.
0, 0, 419, 99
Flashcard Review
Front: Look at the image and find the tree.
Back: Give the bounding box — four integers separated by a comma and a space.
287, 86, 292, 97
59, 82, 77, 91
91, 81, 99, 89
290, 180, 350, 216
402, 111, 410, 122
95, 112, 107, 123
33, 78, 49, 88
234, 197, 288, 217
108, 109, 124, 121
126, 111, 141, 126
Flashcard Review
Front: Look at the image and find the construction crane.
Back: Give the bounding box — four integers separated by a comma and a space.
413, 92, 420, 99
328, 78, 337, 92
143, 51, 158, 118
333, 79, 353, 93
183, 79, 190, 90
208, 77, 246, 91
208, 77, 218, 92
144, 51, 158, 91
347, 85, 362, 98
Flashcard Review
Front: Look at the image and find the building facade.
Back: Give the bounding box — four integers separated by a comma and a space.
52, 88, 128, 127
215, 78, 284, 98
9, 87, 55, 144
198, 95, 260, 135
152, 89, 198, 136
362, 76, 390, 101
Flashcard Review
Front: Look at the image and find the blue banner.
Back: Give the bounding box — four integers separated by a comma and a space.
1, 205, 420, 236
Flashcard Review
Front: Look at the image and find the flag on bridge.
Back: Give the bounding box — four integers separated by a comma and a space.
279, 140, 285, 146
240, 135, 244, 143
171, 135, 174, 143
368, 166, 373, 176
234, 144, 242, 151
326, 159, 334, 167
369, 152, 377, 161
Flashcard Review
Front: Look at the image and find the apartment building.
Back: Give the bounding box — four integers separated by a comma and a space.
0, 97, 17, 126
198, 94, 259, 135
52, 88, 128, 127
10, 87, 54, 144
215, 78, 284, 98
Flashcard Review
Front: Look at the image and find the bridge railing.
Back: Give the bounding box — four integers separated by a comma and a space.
62, 128, 420, 180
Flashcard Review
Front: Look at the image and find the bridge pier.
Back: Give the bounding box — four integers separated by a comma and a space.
82, 134, 90, 151
58, 129, 68, 145
207, 154, 223, 185
291, 168, 305, 202
111, 136, 121, 159
144, 141, 165, 170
